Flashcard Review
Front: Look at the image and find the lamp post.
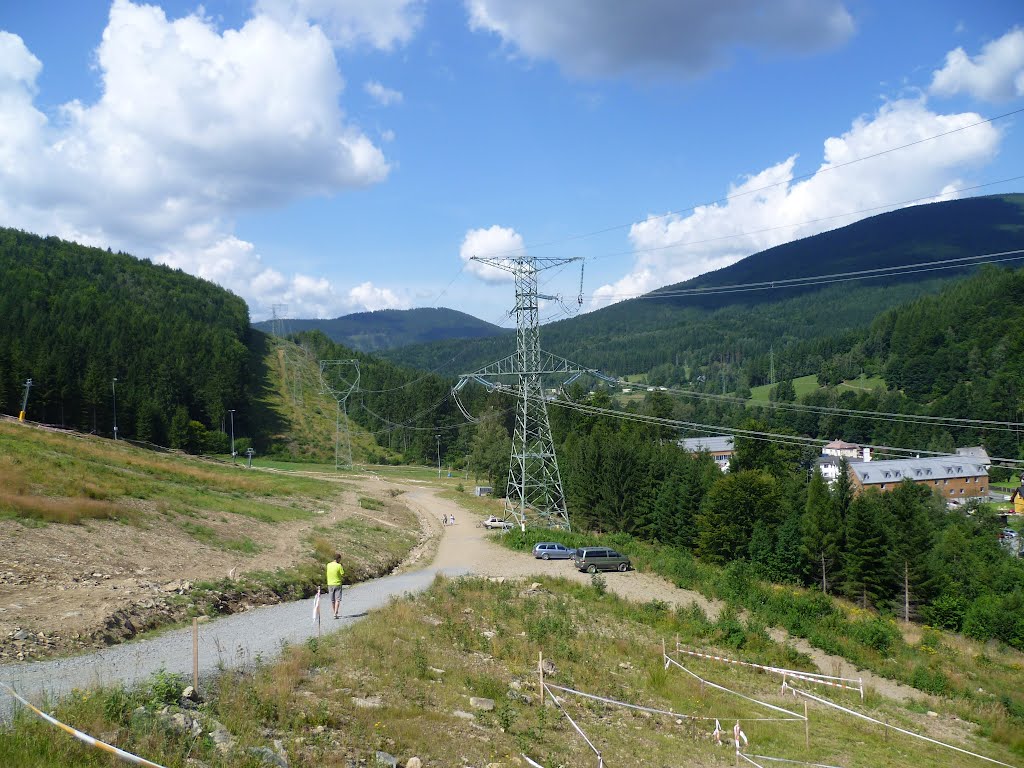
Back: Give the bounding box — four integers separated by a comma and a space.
435, 434, 441, 479
112, 378, 118, 440
19, 378, 32, 421
228, 409, 236, 462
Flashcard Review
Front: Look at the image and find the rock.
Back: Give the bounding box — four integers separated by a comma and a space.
12, 629, 30, 641
927, 711, 939, 718
406, 758, 423, 768
453, 710, 475, 720
376, 751, 398, 767
486, 577, 506, 584
182, 685, 199, 702
481, 630, 496, 639
509, 680, 522, 691
618, 662, 633, 670
428, 667, 446, 675
469, 697, 495, 711
162, 581, 181, 592
249, 746, 289, 768
541, 659, 556, 676
208, 720, 235, 754
353, 695, 383, 709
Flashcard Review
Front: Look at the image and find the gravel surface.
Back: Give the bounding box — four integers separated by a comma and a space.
0, 480, 925, 716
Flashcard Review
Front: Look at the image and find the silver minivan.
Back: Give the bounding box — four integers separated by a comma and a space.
573, 547, 631, 573
532, 542, 574, 560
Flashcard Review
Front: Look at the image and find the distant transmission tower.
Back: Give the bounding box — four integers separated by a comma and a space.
271, 304, 289, 338
320, 359, 360, 470
454, 256, 612, 531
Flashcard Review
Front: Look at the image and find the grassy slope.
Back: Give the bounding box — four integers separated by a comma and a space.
247, 335, 390, 464
6, 577, 1021, 767
749, 373, 886, 402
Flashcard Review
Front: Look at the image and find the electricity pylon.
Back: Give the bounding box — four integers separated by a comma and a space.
319, 359, 360, 470
454, 255, 613, 531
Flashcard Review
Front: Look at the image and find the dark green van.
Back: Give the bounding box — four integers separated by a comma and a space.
573, 547, 631, 573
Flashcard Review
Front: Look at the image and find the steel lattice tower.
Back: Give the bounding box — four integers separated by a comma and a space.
454, 256, 613, 531
319, 359, 360, 470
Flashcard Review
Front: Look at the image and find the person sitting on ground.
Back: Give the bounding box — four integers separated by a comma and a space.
326, 553, 345, 619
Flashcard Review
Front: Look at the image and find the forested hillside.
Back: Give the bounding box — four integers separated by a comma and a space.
253, 307, 509, 352
0, 229, 250, 446
386, 194, 1024, 388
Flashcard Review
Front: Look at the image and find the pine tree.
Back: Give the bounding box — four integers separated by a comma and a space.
842, 492, 888, 608
884, 480, 937, 621
802, 469, 841, 592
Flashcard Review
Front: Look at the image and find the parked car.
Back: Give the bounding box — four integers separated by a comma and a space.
532, 542, 574, 560
573, 546, 631, 573
482, 516, 514, 530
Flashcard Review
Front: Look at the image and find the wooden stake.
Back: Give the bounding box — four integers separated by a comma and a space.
662, 637, 666, 661
538, 651, 544, 708
192, 618, 199, 692
804, 701, 810, 748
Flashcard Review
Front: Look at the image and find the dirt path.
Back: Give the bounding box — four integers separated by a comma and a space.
408, 486, 931, 704
1, 470, 930, 706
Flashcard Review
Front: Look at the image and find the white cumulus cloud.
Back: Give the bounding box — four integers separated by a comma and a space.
0, 1, 394, 320
930, 27, 1024, 102
459, 225, 524, 282
365, 80, 404, 105
256, 0, 424, 50
348, 281, 408, 311
593, 99, 1001, 306
466, 0, 854, 79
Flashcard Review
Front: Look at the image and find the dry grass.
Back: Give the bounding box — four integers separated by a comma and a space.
5, 576, 1024, 767
0, 491, 126, 525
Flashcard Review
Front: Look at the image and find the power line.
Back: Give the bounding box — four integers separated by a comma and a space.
464, 107, 1024, 261
588, 247, 1024, 301
498, 386, 1024, 471
578, 174, 1024, 268
606, 377, 1024, 434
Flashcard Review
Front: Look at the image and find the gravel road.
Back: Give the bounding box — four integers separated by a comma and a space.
0, 481, 923, 714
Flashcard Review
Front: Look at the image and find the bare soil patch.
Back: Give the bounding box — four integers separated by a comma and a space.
0, 474, 418, 660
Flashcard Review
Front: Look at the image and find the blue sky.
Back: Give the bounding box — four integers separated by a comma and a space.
1, 1, 1022, 324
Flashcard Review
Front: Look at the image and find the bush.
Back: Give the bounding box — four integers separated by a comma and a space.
922, 591, 967, 631
910, 664, 950, 695
849, 617, 901, 654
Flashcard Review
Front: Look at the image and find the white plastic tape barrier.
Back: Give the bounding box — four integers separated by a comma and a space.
674, 645, 863, 695
2, 683, 168, 768
785, 683, 1020, 768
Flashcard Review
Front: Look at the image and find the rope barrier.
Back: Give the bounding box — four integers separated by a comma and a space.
521, 755, 547, 768
1, 683, 168, 768
673, 646, 864, 696
544, 683, 603, 767
664, 655, 806, 721
545, 683, 799, 722
784, 683, 1020, 768
745, 755, 843, 768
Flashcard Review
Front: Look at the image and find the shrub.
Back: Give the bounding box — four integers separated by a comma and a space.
849, 617, 901, 654
910, 664, 950, 695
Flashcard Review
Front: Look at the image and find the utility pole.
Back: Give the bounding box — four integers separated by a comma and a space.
435, 434, 441, 479
769, 346, 776, 386
112, 378, 119, 440
452, 255, 614, 531
319, 360, 359, 471
228, 409, 236, 462
19, 378, 32, 421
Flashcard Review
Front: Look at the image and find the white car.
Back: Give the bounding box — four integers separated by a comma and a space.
482, 516, 514, 530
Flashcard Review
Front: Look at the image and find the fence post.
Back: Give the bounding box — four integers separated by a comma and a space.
804, 701, 810, 748
192, 618, 199, 692
538, 651, 544, 708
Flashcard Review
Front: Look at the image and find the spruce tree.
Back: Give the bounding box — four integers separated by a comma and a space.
842, 492, 888, 608
802, 468, 841, 592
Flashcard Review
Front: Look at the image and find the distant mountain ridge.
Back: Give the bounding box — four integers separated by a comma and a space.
253, 307, 509, 352
384, 194, 1024, 382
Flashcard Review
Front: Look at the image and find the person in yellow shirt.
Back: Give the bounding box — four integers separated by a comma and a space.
326, 553, 345, 619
